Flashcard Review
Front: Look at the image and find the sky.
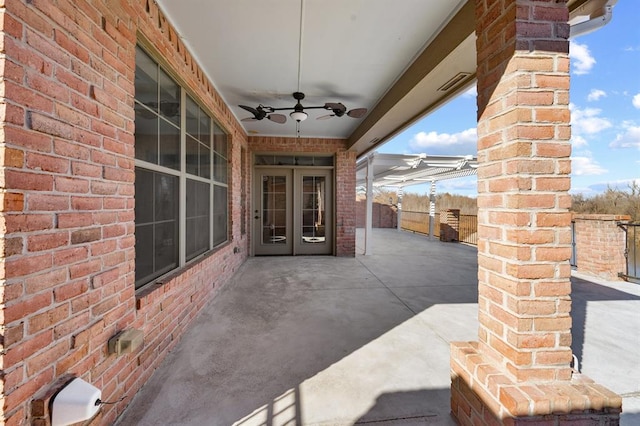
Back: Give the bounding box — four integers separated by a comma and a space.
378, 0, 640, 197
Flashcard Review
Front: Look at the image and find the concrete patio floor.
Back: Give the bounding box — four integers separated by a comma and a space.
116, 229, 640, 426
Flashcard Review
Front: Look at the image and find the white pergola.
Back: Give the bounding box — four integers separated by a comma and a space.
355, 152, 478, 255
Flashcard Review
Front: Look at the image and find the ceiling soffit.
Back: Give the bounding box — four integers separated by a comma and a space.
153, 0, 471, 150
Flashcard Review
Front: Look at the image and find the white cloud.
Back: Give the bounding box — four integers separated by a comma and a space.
570, 41, 596, 75
571, 156, 608, 176
461, 84, 477, 98
408, 128, 477, 155
570, 103, 612, 135
609, 124, 640, 149
584, 179, 640, 193
633, 93, 640, 109
587, 89, 606, 102
439, 176, 477, 192
571, 135, 588, 147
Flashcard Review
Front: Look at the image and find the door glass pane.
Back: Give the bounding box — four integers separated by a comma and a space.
262, 176, 287, 245
301, 176, 325, 243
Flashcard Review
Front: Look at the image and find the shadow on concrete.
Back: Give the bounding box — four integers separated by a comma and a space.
570, 275, 640, 425
570, 276, 640, 369
353, 388, 452, 425
116, 230, 640, 425
116, 230, 477, 425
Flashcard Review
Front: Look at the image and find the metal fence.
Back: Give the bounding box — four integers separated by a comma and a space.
618, 222, 640, 283
570, 220, 577, 268
459, 214, 478, 245
400, 211, 478, 246
400, 211, 440, 237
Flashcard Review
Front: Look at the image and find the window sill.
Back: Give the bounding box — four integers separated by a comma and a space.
135, 241, 231, 310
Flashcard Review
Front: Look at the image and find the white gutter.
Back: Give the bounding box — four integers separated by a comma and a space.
570, 0, 618, 39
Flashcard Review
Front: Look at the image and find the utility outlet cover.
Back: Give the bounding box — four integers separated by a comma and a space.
108, 329, 144, 356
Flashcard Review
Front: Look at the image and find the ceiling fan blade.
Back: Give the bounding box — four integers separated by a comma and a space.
267, 114, 287, 124
347, 108, 368, 118
324, 102, 346, 112
316, 114, 335, 120
239, 104, 259, 115
241, 117, 258, 122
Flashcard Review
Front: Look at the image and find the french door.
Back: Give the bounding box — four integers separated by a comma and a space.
253, 168, 332, 255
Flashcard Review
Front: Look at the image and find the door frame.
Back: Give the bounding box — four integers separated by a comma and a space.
252, 162, 335, 256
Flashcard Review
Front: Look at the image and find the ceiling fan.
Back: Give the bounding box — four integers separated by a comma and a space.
239, 92, 367, 124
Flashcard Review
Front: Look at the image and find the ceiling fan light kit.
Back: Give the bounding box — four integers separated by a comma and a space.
239, 91, 367, 125
290, 111, 308, 122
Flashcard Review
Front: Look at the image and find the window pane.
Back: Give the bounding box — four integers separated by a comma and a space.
213, 185, 227, 246
159, 119, 180, 170
135, 107, 158, 163
296, 156, 314, 166
135, 47, 157, 106
135, 168, 178, 288
155, 221, 178, 273
186, 179, 210, 260
186, 137, 199, 176
155, 173, 178, 221
214, 153, 227, 183
313, 156, 334, 166
197, 180, 210, 216
135, 224, 153, 286
159, 68, 180, 125
200, 146, 211, 179
213, 124, 227, 155
135, 168, 154, 224
186, 95, 199, 138
199, 110, 211, 146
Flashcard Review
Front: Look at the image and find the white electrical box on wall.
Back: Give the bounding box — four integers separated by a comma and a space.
51, 378, 101, 426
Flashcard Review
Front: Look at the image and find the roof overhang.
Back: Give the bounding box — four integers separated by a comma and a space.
154, 0, 613, 157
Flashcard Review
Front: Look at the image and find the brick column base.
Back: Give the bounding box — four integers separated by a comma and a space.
451, 342, 621, 425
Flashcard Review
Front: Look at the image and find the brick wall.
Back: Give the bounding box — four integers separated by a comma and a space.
573, 214, 630, 280
355, 201, 397, 228
249, 137, 356, 257
451, 0, 620, 424
0, 1, 248, 424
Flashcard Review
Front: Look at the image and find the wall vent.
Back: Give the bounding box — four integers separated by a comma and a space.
437, 72, 472, 92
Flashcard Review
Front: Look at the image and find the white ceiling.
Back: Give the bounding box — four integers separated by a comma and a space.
155, 0, 471, 154
154, 0, 599, 156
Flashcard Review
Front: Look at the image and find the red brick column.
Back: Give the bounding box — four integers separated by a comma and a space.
573, 214, 630, 280
450, 1, 621, 424
440, 209, 460, 242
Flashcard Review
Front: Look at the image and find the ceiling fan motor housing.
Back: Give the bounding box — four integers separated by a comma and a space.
239, 91, 366, 124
